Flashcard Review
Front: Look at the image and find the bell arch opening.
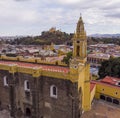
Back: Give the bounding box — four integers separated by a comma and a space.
77, 46, 80, 56
25, 107, 31, 117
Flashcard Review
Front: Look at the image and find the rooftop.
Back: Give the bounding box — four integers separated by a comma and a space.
101, 76, 120, 86
88, 53, 110, 59
0, 60, 69, 73
91, 76, 120, 89
90, 82, 96, 92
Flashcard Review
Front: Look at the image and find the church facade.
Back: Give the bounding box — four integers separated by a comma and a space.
0, 16, 91, 118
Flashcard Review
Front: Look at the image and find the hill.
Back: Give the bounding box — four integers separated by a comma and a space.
4, 30, 120, 45
89, 34, 120, 38
7, 28, 73, 45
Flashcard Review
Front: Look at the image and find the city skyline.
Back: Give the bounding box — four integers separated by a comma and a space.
0, 0, 120, 36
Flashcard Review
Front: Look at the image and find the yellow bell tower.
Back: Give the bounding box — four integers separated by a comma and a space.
70, 15, 91, 112
70, 15, 87, 70
73, 15, 87, 64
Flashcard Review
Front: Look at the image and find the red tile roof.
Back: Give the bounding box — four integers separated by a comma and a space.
91, 76, 120, 89
100, 76, 120, 86
90, 82, 96, 92
0, 60, 69, 73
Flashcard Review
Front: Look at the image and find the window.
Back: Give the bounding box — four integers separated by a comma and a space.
24, 80, 30, 91
53, 86, 57, 95
77, 46, 80, 56
50, 85, 57, 98
106, 97, 112, 103
26, 107, 31, 117
113, 99, 119, 105
3, 76, 8, 86
100, 95, 105, 100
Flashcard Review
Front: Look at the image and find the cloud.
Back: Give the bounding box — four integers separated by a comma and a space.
54, 0, 82, 5
105, 12, 120, 19
14, 0, 30, 1
0, 0, 120, 36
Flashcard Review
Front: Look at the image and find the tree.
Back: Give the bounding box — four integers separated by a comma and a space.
98, 57, 120, 79
62, 51, 72, 65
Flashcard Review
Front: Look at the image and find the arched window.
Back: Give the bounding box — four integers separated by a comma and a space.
3, 76, 8, 86
50, 85, 57, 98
26, 107, 31, 117
24, 80, 30, 91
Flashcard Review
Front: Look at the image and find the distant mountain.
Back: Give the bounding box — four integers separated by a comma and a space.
0, 36, 25, 40
0, 36, 20, 44
89, 34, 120, 38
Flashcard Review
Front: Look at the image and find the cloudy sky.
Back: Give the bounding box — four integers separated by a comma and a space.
0, 0, 120, 36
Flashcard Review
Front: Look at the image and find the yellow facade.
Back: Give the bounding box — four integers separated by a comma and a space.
95, 82, 120, 99
70, 16, 91, 111
0, 55, 68, 66
90, 85, 96, 103
1, 55, 18, 61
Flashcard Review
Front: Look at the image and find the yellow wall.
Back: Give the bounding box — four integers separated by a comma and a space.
57, 61, 67, 66
90, 85, 96, 103
36, 58, 56, 65
78, 64, 91, 111
0, 55, 67, 66
95, 83, 120, 99
19, 56, 36, 63
1, 55, 18, 61
0, 63, 71, 80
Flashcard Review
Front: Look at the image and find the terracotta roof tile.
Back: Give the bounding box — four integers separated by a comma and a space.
100, 76, 120, 85
90, 82, 96, 92
0, 60, 69, 73
92, 77, 120, 89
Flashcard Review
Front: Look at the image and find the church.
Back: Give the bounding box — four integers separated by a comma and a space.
0, 16, 92, 118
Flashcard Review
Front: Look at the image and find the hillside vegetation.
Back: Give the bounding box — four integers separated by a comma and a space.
8, 30, 73, 45
5, 29, 120, 45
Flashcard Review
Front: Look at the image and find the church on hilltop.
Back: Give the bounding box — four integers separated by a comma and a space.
0, 16, 93, 118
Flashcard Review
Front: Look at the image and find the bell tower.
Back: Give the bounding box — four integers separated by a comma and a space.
70, 15, 87, 70
70, 15, 91, 112
73, 15, 87, 63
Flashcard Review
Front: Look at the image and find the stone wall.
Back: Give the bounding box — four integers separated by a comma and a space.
0, 70, 80, 118
0, 70, 10, 109
41, 76, 73, 118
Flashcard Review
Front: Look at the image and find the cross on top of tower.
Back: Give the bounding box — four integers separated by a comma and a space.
79, 13, 82, 21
